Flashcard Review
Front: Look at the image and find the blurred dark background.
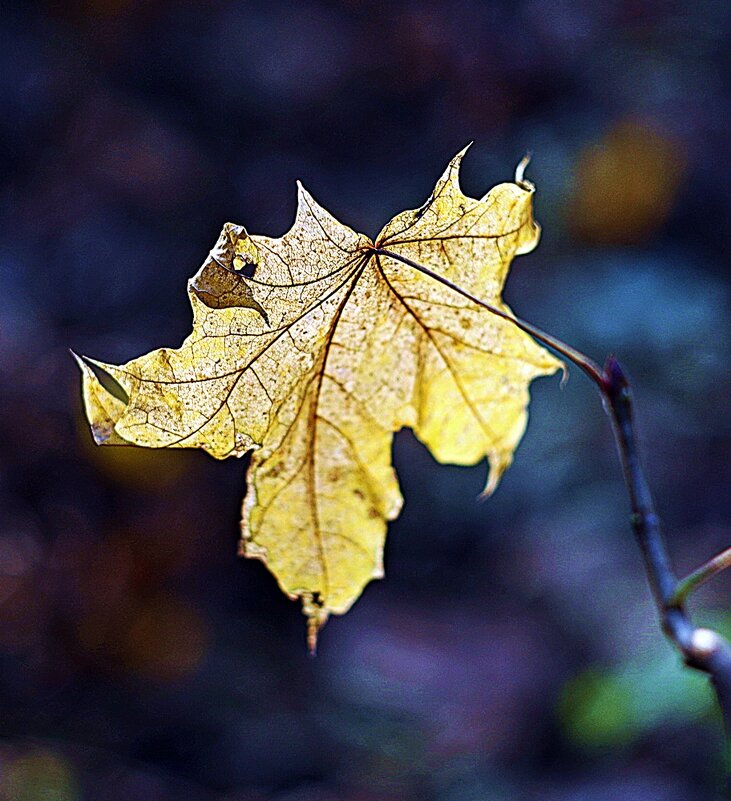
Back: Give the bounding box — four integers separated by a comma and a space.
2, 1, 731, 799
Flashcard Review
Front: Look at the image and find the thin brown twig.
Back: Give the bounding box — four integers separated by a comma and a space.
600, 357, 731, 789
671, 546, 731, 607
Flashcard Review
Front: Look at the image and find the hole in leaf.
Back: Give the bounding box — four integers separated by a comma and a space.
236, 261, 257, 278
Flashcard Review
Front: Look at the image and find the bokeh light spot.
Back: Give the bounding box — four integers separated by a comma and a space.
119, 595, 208, 682
569, 118, 684, 244
0, 750, 79, 801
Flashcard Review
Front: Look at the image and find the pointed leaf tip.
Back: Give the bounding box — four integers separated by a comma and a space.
515, 153, 533, 189
307, 617, 319, 657
75, 351, 129, 446
294, 180, 322, 224
302, 592, 329, 654
559, 363, 570, 389
69, 349, 86, 372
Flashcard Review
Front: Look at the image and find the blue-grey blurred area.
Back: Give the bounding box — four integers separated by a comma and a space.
1, 0, 730, 798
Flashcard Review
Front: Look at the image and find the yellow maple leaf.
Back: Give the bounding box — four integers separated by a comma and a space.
76, 148, 561, 648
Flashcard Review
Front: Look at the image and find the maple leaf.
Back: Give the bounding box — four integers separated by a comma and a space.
76, 148, 561, 647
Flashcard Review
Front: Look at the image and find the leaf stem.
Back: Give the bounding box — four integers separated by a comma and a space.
671, 547, 731, 607
372, 247, 604, 384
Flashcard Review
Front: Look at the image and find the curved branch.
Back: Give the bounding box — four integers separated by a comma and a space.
600, 356, 731, 752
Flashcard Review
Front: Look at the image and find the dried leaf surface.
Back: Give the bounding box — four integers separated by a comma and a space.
77, 149, 561, 639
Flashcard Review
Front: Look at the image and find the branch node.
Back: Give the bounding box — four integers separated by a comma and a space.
691, 628, 723, 659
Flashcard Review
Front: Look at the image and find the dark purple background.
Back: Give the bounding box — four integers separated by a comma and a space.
2, 1, 731, 799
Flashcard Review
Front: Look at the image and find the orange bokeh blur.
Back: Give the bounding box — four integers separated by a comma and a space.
569, 119, 685, 245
